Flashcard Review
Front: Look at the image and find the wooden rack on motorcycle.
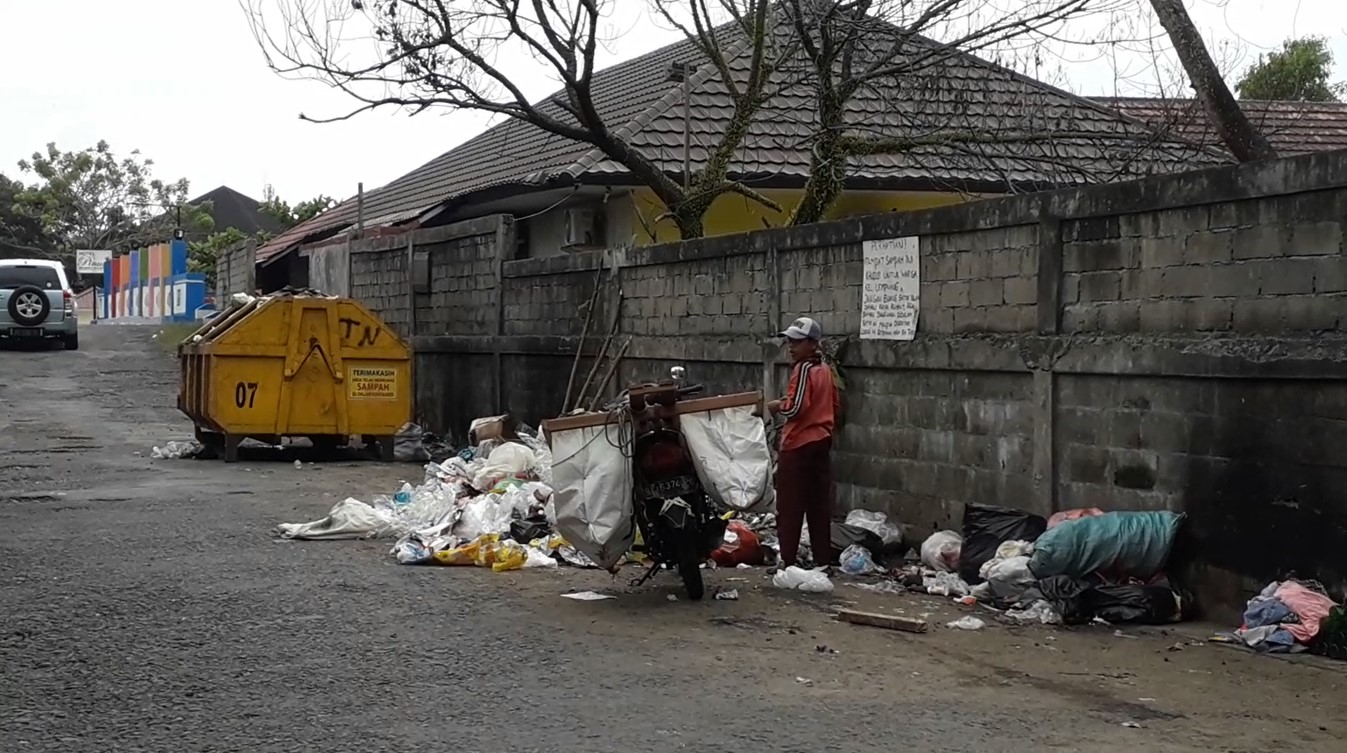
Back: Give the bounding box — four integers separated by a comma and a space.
542, 375, 763, 600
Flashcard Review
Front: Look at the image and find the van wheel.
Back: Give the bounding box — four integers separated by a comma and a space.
63, 333, 79, 351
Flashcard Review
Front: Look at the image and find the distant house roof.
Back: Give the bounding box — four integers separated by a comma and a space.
1094, 98, 1347, 157
190, 185, 286, 238
255, 21, 1225, 265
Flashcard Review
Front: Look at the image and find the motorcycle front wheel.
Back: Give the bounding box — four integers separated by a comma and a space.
676, 538, 705, 601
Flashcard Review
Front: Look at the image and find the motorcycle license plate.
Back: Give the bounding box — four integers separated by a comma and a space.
8, 328, 42, 338
643, 475, 697, 499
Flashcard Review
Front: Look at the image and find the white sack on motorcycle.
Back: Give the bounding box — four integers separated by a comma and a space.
680, 405, 775, 512
549, 422, 637, 570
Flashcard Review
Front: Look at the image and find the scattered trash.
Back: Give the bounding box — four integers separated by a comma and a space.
815, 644, 838, 654
1223, 579, 1341, 654
562, 591, 616, 601
946, 616, 987, 631
850, 580, 905, 595
836, 608, 929, 634
667, 594, 678, 602
844, 509, 905, 551
1005, 600, 1062, 625
711, 521, 765, 567
959, 503, 1047, 585
773, 566, 834, 593
150, 440, 201, 460
715, 589, 740, 601
393, 422, 431, 463
920, 530, 962, 572
795, 676, 814, 686
1120, 721, 1143, 729
923, 571, 971, 597
293, 459, 302, 469
839, 544, 882, 575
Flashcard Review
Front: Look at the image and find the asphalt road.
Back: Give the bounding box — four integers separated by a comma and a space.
2, 325, 1344, 752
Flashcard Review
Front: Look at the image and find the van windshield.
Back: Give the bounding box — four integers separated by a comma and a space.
0, 266, 62, 290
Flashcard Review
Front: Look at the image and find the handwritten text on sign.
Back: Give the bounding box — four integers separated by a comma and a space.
348, 367, 398, 400
861, 236, 920, 340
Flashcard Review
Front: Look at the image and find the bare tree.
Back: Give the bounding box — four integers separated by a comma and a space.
243, 0, 792, 239
773, 0, 1197, 225
1146, 0, 1276, 161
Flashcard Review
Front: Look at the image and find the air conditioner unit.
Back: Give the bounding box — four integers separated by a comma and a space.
562, 207, 598, 248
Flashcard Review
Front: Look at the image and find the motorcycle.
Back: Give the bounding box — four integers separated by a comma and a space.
621, 368, 728, 600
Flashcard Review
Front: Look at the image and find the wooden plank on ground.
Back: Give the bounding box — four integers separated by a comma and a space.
836, 608, 929, 634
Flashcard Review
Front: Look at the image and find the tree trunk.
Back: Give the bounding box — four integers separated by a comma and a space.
1148, 0, 1277, 162
790, 101, 847, 226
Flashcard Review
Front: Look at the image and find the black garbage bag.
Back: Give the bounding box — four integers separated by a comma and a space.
1019, 574, 1094, 625
1086, 583, 1186, 625
959, 503, 1047, 584
830, 522, 887, 566
509, 516, 551, 545
1019, 575, 1187, 625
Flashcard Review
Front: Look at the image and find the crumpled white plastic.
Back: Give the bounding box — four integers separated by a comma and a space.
845, 509, 902, 547
276, 497, 398, 540
921, 530, 962, 572
472, 442, 536, 491
772, 565, 834, 593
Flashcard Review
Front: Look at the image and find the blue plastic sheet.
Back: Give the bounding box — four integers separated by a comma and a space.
1029, 511, 1184, 580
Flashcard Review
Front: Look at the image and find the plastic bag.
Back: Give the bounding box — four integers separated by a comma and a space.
549, 422, 636, 570
772, 566, 834, 593
959, 503, 1047, 584
394, 422, 431, 463
1006, 600, 1062, 624
980, 555, 1036, 602
1046, 507, 1105, 530
276, 497, 397, 540
947, 616, 986, 630
680, 405, 774, 511
392, 536, 434, 565
151, 440, 201, 459
844, 510, 904, 552
453, 494, 514, 540
920, 531, 962, 572
472, 442, 536, 491
839, 544, 882, 575
829, 523, 886, 564
1029, 511, 1184, 581
710, 521, 764, 567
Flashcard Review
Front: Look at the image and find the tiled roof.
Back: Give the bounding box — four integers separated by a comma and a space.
1095, 98, 1347, 157
257, 21, 1225, 264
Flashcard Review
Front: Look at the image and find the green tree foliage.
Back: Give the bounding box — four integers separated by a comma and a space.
15, 141, 214, 252
0, 173, 60, 259
259, 185, 337, 229
1236, 37, 1344, 102
188, 227, 250, 280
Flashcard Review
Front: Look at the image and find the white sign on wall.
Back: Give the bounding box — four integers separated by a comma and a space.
75, 249, 113, 274
860, 236, 921, 340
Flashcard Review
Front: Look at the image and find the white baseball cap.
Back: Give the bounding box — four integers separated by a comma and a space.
779, 316, 822, 341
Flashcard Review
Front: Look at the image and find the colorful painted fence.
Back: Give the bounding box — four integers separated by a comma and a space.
98, 239, 211, 323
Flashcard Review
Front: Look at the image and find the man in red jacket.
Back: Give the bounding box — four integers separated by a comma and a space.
768, 316, 838, 569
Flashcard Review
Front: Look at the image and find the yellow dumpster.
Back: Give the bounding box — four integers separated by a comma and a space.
177, 294, 412, 462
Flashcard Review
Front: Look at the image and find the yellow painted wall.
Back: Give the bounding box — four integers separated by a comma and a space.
621, 186, 985, 246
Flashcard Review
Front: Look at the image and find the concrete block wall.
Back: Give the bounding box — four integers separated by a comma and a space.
374, 150, 1347, 609
1062, 192, 1347, 333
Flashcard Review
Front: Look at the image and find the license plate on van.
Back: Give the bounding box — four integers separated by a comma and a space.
8, 328, 42, 337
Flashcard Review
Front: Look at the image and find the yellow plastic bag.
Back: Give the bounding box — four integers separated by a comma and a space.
433, 533, 501, 567
491, 540, 529, 572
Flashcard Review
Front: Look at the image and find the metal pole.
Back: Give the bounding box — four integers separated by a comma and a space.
682, 68, 691, 191
356, 182, 365, 237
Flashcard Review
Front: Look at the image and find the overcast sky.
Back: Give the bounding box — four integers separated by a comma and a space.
2, 1, 1344, 207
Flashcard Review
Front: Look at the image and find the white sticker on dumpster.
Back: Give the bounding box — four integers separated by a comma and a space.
349, 367, 398, 400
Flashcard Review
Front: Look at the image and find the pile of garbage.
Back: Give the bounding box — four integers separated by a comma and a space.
276, 424, 587, 571
1218, 579, 1343, 656
849, 503, 1196, 628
